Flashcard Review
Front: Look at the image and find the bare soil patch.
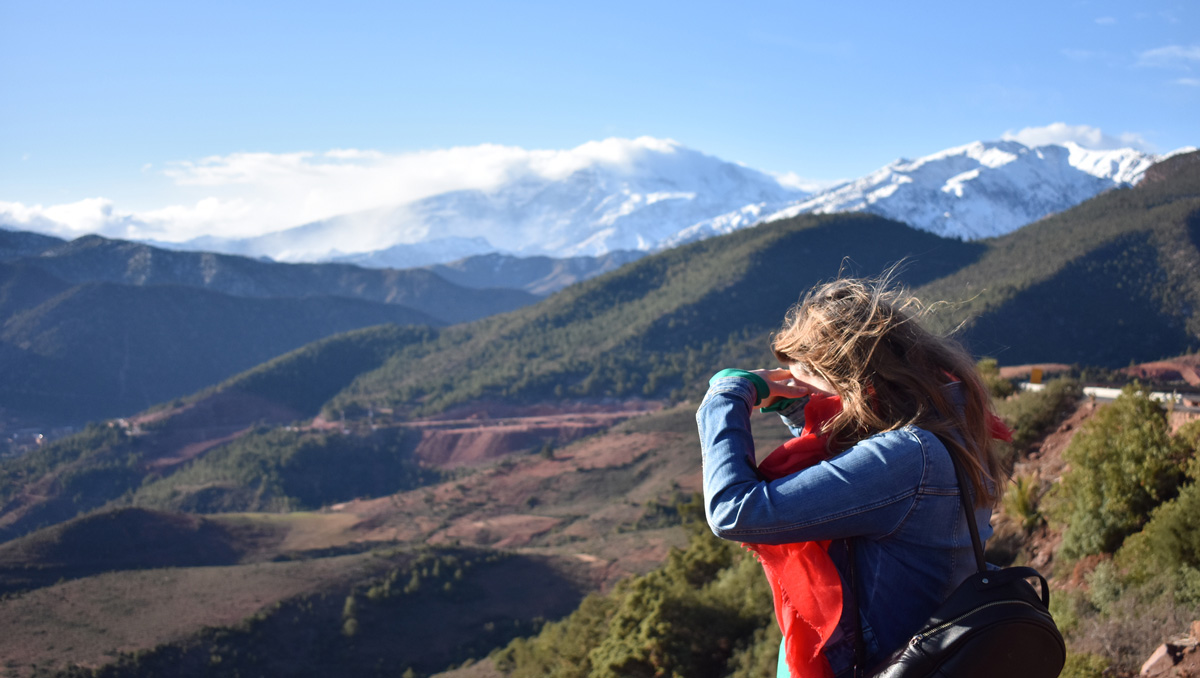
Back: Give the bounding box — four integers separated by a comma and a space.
998, 363, 1072, 380
134, 389, 303, 468
1123, 355, 1200, 387
402, 406, 663, 469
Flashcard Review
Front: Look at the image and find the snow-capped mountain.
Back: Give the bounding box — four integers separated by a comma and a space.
751, 140, 1172, 240
117, 136, 1186, 270
193, 138, 807, 264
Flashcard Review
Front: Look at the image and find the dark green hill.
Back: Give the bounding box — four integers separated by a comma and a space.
916, 150, 1200, 365
38, 548, 586, 678
0, 232, 537, 426
124, 426, 440, 514
196, 323, 439, 417
0, 325, 437, 541
325, 213, 984, 418
0, 280, 440, 423
0, 507, 260, 594
0, 228, 65, 261
17, 234, 537, 324
0, 260, 72, 318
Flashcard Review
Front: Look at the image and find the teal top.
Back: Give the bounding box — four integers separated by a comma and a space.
709, 368, 803, 412
777, 638, 791, 677
710, 369, 769, 404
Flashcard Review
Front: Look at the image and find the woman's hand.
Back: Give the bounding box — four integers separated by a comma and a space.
749, 368, 820, 409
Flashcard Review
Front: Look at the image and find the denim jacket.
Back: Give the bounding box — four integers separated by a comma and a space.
697, 376, 994, 676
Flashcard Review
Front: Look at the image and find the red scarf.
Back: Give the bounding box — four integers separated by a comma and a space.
744, 393, 845, 678
747, 392, 1013, 678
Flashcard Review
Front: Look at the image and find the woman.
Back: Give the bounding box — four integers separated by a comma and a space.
696, 275, 1007, 677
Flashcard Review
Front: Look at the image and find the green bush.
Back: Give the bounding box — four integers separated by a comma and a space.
994, 377, 1082, 452
1051, 384, 1186, 559
1002, 474, 1043, 533
1117, 421, 1200, 593
1119, 481, 1200, 586
496, 530, 773, 678
977, 358, 1014, 399
1058, 652, 1109, 678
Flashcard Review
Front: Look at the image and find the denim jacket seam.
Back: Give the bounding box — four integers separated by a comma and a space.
877, 427, 930, 540
908, 426, 964, 494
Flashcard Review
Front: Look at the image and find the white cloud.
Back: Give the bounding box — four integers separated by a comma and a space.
0, 137, 697, 244
770, 171, 842, 194
1177, 78, 1200, 87
1137, 44, 1200, 69
1094, 16, 1116, 25
0, 197, 256, 242
1001, 123, 1152, 152
1, 198, 122, 238
323, 148, 384, 160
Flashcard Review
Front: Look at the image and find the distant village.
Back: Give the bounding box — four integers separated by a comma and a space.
2, 424, 78, 459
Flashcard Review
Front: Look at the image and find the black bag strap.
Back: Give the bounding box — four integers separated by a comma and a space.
950, 443, 1052, 606
949, 450, 988, 574
982, 565, 1052, 607
851, 434, 984, 675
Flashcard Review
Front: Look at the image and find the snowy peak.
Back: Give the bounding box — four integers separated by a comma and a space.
760, 139, 1166, 240
1058, 141, 1160, 183
203, 137, 807, 264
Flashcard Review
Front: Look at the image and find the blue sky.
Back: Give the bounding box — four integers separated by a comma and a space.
1, 0, 1197, 240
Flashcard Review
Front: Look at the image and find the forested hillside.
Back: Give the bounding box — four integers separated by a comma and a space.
3, 234, 537, 324
0, 324, 437, 541
325, 213, 983, 419
0, 276, 440, 423
0, 232, 539, 425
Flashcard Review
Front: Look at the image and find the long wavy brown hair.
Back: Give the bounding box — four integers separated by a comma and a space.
771, 273, 1005, 506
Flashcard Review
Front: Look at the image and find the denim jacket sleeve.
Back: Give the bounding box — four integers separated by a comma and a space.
698, 376, 926, 545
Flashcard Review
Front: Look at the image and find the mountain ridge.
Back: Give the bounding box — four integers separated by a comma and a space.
16, 233, 537, 324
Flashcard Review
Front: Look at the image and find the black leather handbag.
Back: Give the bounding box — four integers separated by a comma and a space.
852, 454, 1066, 678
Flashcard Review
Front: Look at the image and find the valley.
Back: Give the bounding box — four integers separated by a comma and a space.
0, 150, 1197, 677
0, 400, 777, 676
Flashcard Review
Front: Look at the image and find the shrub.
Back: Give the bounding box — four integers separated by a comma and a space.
995, 377, 1082, 452
1051, 384, 1186, 559
496, 530, 773, 678
1059, 652, 1109, 678
978, 358, 1015, 399
1119, 481, 1200, 586
1069, 576, 1195, 675
1116, 423, 1200, 594
1002, 474, 1043, 533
